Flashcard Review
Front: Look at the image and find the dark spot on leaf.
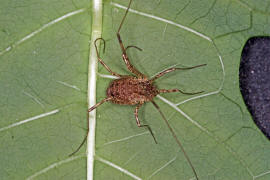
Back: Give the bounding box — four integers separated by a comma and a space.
239, 37, 270, 139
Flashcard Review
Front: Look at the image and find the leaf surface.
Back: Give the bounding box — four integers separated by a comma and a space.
0, 0, 270, 179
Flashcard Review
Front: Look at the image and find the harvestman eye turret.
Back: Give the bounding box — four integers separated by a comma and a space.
70, 0, 206, 179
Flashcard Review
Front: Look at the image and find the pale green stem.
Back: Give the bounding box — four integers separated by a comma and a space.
87, 0, 103, 179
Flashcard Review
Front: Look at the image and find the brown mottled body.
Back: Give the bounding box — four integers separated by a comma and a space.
70, 0, 206, 179
107, 77, 158, 105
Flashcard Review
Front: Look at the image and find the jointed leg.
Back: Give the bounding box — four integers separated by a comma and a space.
135, 103, 157, 143
151, 100, 199, 180
69, 97, 112, 156
117, 34, 145, 78
94, 38, 122, 77
151, 64, 206, 82
126, 45, 143, 52
159, 89, 204, 95
116, 0, 145, 78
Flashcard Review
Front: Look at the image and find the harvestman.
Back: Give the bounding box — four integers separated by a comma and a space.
71, 0, 206, 179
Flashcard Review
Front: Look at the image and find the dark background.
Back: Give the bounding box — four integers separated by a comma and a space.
239, 37, 270, 139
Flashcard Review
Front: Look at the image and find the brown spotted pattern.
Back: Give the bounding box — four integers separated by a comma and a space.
106, 76, 159, 105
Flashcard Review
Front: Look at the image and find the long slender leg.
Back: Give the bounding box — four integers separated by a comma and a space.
159, 89, 204, 95
151, 100, 199, 180
94, 38, 122, 77
126, 45, 143, 52
134, 103, 157, 143
116, 0, 146, 78
69, 97, 112, 156
151, 64, 206, 82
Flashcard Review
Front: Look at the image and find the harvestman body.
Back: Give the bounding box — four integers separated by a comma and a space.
71, 0, 206, 179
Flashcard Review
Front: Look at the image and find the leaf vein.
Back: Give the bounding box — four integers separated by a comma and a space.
26, 154, 85, 180
56, 80, 81, 91
102, 131, 149, 146
95, 156, 142, 180
0, 109, 59, 132
0, 8, 86, 56
147, 156, 177, 180
111, 2, 211, 42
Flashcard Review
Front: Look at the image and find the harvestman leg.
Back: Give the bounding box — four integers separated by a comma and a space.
69, 97, 112, 156
126, 45, 143, 52
135, 103, 157, 143
159, 89, 203, 95
116, 0, 146, 78
94, 38, 122, 77
151, 100, 199, 180
151, 64, 206, 82
153, 64, 206, 95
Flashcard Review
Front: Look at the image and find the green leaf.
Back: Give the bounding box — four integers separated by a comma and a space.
1, 0, 270, 180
